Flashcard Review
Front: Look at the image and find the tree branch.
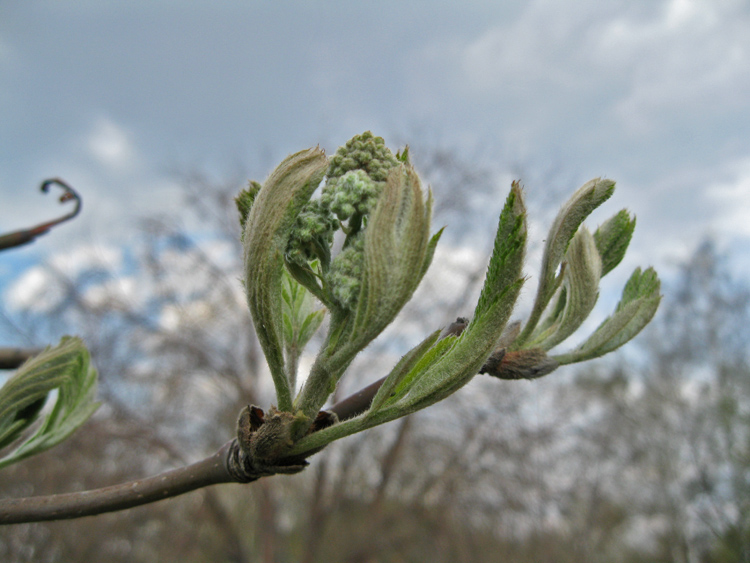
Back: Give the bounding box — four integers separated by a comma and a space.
0, 441, 234, 524
0, 371, 384, 526
0, 348, 42, 370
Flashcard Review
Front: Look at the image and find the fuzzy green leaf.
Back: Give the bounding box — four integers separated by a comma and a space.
401, 279, 524, 412
0, 336, 99, 470
517, 178, 614, 347
594, 209, 636, 277
352, 165, 434, 342
533, 227, 602, 350
284, 258, 327, 305
281, 270, 326, 362
365, 328, 443, 418
554, 267, 661, 364
243, 147, 328, 411
474, 181, 527, 320
395, 184, 528, 411
235, 180, 262, 239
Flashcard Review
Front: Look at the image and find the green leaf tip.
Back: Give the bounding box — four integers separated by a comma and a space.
554, 266, 661, 364
473, 180, 527, 321
594, 209, 636, 277
0, 336, 99, 470
235, 180, 262, 239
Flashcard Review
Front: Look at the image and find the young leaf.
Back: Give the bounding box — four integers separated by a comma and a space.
0, 336, 99, 470
401, 279, 524, 412
553, 267, 661, 364
533, 227, 602, 350
243, 147, 328, 412
235, 180, 262, 239
351, 165, 434, 343
281, 270, 326, 390
383, 184, 527, 413
473, 181, 526, 321
365, 328, 443, 418
517, 178, 614, 346
594, 209, 636, 277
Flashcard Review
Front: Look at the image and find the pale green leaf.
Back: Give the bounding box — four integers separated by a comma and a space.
365, 328, 443, 418
554, 267, 661, 364
401, 279, 524, 412
533, 227, 602, 350
517, 178, 614, 346
0, 336, 99, 470
243, 147, 328, 411
594, 209, 635, 277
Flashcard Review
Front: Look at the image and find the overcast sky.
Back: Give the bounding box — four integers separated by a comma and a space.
2, 0, 750, 308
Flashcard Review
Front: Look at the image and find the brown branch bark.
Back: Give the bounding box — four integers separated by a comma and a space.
0, 441, 234, 524
0, 348, 42, 370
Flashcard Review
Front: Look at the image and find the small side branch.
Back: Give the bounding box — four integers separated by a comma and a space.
0, 178, 82, 251
0, 348, 43, 370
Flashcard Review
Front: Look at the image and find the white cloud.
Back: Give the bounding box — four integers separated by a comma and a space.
4, 244, 125, 312
81, 276, 137, 311
415, 0, 749, 140
85, 117, 138, 171
597, 0, 750, 134
48, 244, 123, 277
159, 300, 213, 332
4, 266, 63, 313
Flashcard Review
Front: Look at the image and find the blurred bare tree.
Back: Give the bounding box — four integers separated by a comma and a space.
2, 161, 745, 562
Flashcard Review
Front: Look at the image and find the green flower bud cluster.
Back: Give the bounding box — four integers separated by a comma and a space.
326, 131, 400, 184
323, 170, 379, 224
284, 132, 403, 310
322, 131, 399, 225
327, 233, 365, 308
285, 198, 338, 267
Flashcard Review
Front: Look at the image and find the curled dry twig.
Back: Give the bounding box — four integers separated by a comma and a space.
0, 178, 82, 251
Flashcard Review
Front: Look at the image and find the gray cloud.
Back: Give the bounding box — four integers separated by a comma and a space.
1, 0, 748, 283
